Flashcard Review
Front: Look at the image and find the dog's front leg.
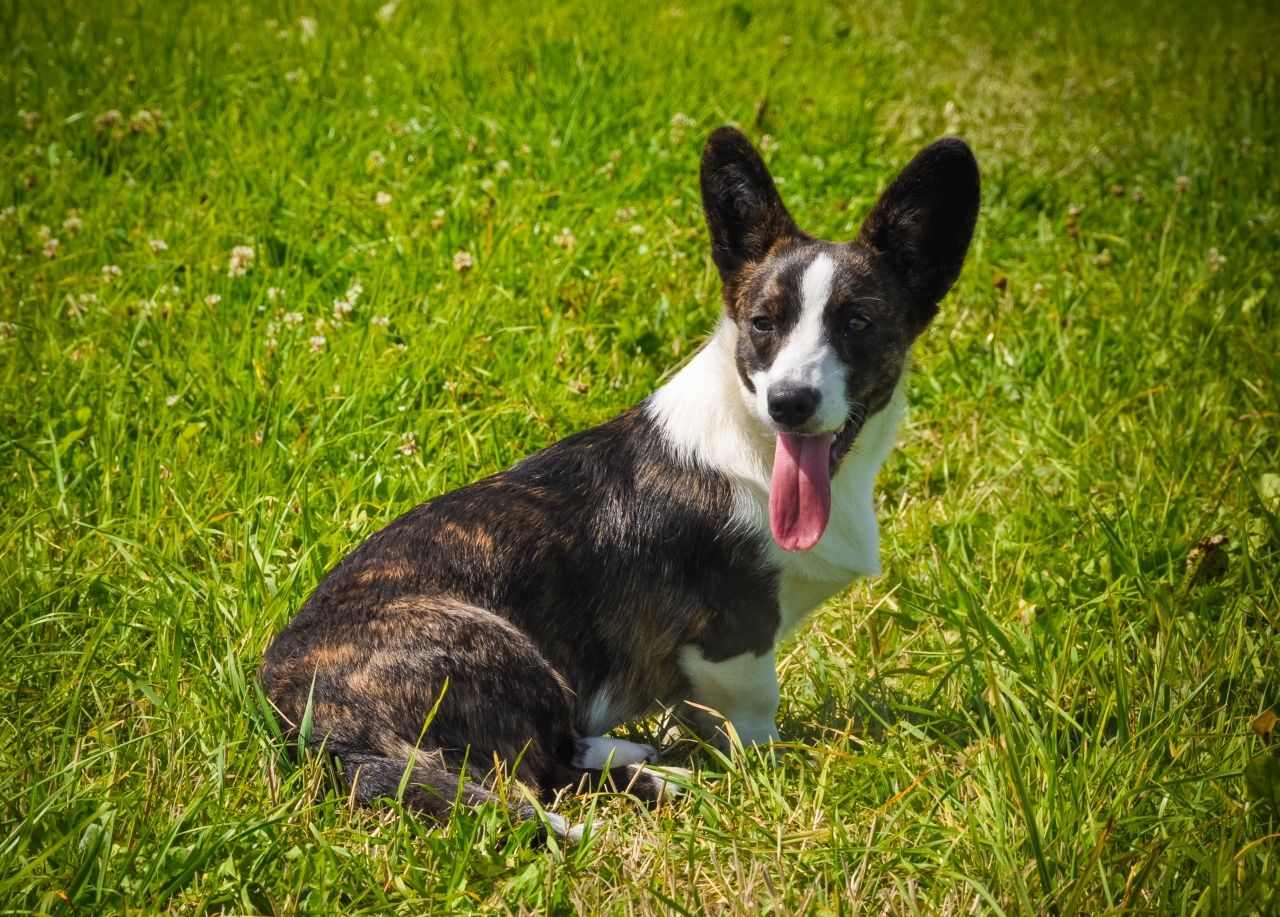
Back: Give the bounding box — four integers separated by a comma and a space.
678, 645, 780, 751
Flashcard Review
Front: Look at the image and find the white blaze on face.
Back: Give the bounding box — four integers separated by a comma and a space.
749, 252, 848, 432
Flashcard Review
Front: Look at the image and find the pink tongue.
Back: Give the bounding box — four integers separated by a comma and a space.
769, 433, 834, 552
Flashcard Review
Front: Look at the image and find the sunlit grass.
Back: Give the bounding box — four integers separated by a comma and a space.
2, 0, 1277, 912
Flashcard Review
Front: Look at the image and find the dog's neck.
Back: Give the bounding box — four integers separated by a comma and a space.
645, 318, 775, 497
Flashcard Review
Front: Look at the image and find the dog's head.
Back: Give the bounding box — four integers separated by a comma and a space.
700, 127, 979, 550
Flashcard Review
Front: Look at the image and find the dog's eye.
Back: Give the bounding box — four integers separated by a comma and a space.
846, 314, 870, 332
751, 316, 774, 333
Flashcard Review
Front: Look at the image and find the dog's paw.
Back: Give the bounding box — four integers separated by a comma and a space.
518, 806, 589, 845
631, 764, 693, 802
574, 736, 657, 769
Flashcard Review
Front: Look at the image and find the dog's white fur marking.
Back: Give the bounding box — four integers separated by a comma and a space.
583, 687, 619, 736
748, 253, 847, 433
678, 645, 780, 747
574, 737, 656, 769
646, 319, 772, 535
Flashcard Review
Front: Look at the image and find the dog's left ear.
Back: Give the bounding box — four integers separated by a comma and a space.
857, 138, 980, 328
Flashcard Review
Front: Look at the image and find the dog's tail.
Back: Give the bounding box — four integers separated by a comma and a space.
325, 742, 686, 843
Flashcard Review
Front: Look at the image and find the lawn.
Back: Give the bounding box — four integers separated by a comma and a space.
2, 0, 1277, 912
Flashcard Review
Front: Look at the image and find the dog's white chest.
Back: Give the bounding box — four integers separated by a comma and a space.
769, 392, 905, 637
766, 456, 882, 636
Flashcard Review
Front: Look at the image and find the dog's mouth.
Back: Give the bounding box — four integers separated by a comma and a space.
768, 414, 864, 553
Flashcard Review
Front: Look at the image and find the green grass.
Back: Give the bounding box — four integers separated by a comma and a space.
2, 0, 1278, 912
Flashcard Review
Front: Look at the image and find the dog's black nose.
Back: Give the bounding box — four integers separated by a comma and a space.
767, 386, 819, 427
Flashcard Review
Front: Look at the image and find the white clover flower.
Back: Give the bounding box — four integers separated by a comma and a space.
375, 190, 392, 207
452, 250, 473, 272
495, 159, 512, 176
102, 264, 122, 282
309, 334, 326, 353
62, 211, 83, 233
129, 109, 163, 133
165, 394, 180, 407
1207, 248, 1226, 272
283, 311, 304, 327
0, 321, 17, 340
553, 227, 575, 249
43, 238, 60, 258
366, 150, 386, 171
94, 109, 122, 136
267, 286, 284, 301
149, 238, 168, 252
204, 294, 222, 307
376, 1, 399, 24
285, 70, 304, 85
1175, 175, 1191, 194
66, 292, 97, 316
371, 315, 389, 327
298, 16, 317, 42
227, 244, 255, 277
759, 134, 777, 152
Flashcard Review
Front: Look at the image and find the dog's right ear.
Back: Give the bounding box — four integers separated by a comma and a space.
700, 127, 800, 284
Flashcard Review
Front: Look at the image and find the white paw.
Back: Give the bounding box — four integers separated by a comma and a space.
574, 736, 657, 769
522, 808, 589, 845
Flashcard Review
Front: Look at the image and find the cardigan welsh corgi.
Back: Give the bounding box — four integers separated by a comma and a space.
261, 127, 979, 837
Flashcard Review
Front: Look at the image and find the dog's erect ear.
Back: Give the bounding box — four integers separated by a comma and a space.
700, 127, 800, 281
857, 138, 980, 325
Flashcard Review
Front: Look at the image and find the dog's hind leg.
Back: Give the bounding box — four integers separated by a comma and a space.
264, 598, 595, 823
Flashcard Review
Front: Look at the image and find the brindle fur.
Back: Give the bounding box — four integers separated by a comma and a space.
262, 408, 776, 817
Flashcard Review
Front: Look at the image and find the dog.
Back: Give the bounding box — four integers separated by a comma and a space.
260, 127, 979, 837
